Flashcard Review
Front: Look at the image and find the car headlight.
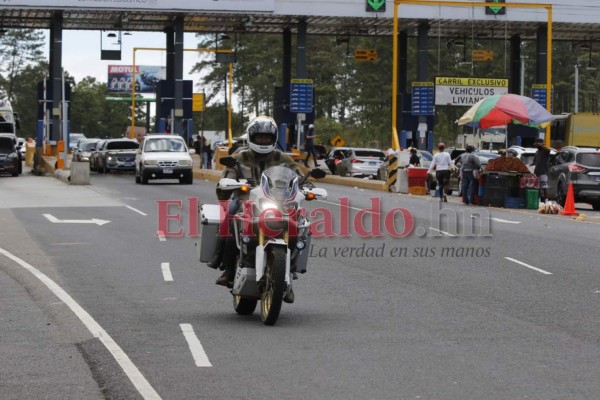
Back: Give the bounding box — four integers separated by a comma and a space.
107, 156, 114, 161
178, 159, 192, 166
143, 160, 158, 166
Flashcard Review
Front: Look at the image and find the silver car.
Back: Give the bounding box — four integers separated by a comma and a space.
336, 148, 385, 178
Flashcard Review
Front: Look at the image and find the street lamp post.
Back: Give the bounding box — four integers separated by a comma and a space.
574, 63, 579, 113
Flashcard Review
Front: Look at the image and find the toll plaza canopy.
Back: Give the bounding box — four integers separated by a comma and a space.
0, 0, 600, 42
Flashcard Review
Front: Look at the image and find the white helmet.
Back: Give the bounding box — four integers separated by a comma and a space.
246, 116, 278, 154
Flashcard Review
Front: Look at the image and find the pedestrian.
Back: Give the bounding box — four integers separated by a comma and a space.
458, 145, 481, 205
427, 142, 453, 202
204, 140, 213, 169
409, 148, 420, 166
193, 137, 202, 168
303, 124, 320, 168
532, 138, 551, 203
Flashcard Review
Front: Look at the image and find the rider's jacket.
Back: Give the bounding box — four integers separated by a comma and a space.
217, 149, 299, 200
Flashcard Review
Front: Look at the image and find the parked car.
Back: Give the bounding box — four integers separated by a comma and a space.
547, 146, 600, 210
69, 133, 87, 150
0, 133, 22, 174
90, 139, 106, 172
376, 149, 432, 181
135, 134, 194, 184
96, 138, 139, 173
0, 135, 21, 176
324, 146, 351, 175
73, 139, 100, 162
336, 148, 386, 178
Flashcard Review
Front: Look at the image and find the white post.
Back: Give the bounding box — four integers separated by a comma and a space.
61, 69, 68, 169
574, 64, 579, 113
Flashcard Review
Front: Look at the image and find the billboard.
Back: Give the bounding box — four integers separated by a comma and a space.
435, 77, 509, 107
0, 0, 274, 12
107, 65, 165, 94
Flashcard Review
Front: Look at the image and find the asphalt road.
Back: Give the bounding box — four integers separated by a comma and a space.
1, 168, 600, 400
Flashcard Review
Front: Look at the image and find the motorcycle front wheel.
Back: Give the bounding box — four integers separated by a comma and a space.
261, 246, 287, 326
233, 295, 257, 315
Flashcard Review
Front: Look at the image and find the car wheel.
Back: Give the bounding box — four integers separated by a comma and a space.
141, 168, 149, 184
557, 182, 567, 207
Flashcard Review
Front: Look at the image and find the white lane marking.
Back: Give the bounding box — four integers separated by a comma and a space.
126, 205, 148, 216
0, 246, 162, 400
317, 199, 382, 214
161, 262, 173, 282
429, 227, 456, 237
505, 257, 553, 275
51, 243, 90, 246
43, 213, 111, 226
157, 231, 166, 241
180, 324, 212, 367
491, 217, 521, 224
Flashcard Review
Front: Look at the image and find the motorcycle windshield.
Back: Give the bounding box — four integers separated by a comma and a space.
260, 166, 299, 204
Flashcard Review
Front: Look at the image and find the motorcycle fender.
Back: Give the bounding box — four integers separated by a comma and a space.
255, 240, 291, 283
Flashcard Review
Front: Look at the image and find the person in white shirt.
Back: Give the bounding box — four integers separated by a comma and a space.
427, 142, 453, 202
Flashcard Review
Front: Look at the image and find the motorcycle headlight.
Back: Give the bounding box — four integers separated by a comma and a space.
178, 159, 192, 166
143, 160, 158, 166
259, 199, 279, 212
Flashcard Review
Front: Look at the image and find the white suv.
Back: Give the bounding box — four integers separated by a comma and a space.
135, 134, 195, 184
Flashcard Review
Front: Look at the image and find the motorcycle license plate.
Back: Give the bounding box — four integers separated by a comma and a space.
163, 168, 173, 174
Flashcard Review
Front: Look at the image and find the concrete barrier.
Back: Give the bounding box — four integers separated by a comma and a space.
70, 161, 90, 185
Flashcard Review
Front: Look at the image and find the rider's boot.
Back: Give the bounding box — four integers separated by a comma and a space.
283, 288, 295, 303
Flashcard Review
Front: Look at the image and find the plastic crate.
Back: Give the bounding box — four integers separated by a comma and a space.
408, 186, 427, 195
504, 196, 525, 209
484, 173, 508, 189
525, 189, 540, 209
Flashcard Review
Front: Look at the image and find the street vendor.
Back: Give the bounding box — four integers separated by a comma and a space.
531, 138, 551, 203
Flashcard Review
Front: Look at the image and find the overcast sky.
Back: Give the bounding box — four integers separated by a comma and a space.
44, 30, 206, 90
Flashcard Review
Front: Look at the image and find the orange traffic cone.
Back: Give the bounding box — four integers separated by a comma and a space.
560, 182, 579, 216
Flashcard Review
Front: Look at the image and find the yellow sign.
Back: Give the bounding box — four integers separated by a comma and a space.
192, 93, 205, 112
355, 49, 377, 62
330, 135, 346, 147
435, 77, 508, 87
472, 49, 494, 62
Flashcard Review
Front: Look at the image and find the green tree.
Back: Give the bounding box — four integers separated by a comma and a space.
9, 61, 48, 138
0, 29, 45, 102
70, 77, 131, 139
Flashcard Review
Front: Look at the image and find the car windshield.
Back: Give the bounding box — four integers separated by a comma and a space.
0, 122, 14, 133
355, 150, 384, 159
577, 153, 600, 167
79, 141, 98, 151
106, 141, 139, 150
0, 138, 13, 152
419, 151, 433, 161
520, 154, 535, 166
145, 138, 186, 152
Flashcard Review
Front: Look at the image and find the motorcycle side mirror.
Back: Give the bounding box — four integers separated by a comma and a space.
220, 156, 237, 168
310, 168, 326, 179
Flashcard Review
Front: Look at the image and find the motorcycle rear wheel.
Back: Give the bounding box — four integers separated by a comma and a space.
233, 295, 257, 315
261, 247, 286, 326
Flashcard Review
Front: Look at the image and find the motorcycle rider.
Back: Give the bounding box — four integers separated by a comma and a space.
209, 116, 300, 302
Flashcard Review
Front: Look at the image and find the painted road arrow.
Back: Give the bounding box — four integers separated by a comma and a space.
43, 214, 111, 226
491, 218, 521, 225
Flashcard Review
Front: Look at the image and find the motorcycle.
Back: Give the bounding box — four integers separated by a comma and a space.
197, 157, 327, 325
